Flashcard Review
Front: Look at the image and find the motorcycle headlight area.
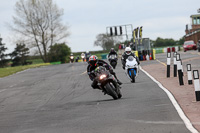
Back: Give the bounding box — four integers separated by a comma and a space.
100, 74, 106, 80
127, 65, 133, 68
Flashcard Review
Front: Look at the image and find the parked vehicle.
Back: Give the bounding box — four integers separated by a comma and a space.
108, 54, 118, 69
183, 40, 197, 52
197, 40, 200, 52
125, 56, 139, 83
94, 66, 122, 100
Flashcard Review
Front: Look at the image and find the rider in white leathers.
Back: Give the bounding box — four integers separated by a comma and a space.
121, 47, 140, 69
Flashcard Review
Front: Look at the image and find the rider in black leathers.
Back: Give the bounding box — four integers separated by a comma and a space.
87, 55, 122, 89
108, 48, 118, 59
121, 47, 140, 69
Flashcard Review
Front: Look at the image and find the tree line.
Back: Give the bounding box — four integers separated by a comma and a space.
151, 37, 184, 48
0, 0, 72, 68
0, 38, 71, 68
93, 33, 185, 50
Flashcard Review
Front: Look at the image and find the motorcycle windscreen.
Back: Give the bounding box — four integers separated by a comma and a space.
127, 56, 134, 61
110, 55, 116, 59
126, 56, 137, 67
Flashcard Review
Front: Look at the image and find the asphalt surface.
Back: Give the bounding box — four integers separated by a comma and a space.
0, 58, 191, 133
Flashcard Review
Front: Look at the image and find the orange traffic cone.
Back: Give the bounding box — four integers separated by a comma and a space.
149, 53, 152, 60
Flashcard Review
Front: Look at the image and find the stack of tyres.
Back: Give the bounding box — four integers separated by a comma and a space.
138, 51, 143, 61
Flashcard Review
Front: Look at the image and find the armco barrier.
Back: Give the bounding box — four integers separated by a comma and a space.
50, 61, 61, 65
155, 46, 181, 54
155, 48, 163, 54
101, 54, 107, 59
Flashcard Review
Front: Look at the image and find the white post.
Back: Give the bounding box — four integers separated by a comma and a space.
167, 52, 171, 78
173, 52, 177, 77
193, 70, 200, 101
180, 59, 184, 76
187, 64, 192, 85
177, 54, 184, 85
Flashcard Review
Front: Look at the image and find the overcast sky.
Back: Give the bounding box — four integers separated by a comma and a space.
0, 0, 199, 53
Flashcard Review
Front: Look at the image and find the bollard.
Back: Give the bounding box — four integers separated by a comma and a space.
180, 59, 184, 76
193, 70, 200, 101
172, 47, 175, 52
187, 64, 193, 85
167, 47, 171, 53
173, 52, 177, 77
176, 53, 184, 85
167, 52, 171, 78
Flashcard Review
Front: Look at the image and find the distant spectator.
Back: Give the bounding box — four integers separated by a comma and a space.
118, 44, 122, 49
122, 44, 125, 49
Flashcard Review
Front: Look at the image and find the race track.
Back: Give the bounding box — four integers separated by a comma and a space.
0, 57, 191, 133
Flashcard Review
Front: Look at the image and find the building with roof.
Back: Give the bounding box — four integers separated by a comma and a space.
185, 9, 200, 44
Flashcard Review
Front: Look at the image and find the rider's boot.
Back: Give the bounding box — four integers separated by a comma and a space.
113, 74, 122, 85
117, 79, 122, 85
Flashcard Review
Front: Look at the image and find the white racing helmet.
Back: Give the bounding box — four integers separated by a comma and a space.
125, 47, 131, 55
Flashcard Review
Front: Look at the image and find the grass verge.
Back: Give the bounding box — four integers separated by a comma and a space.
0, 63, 50, 78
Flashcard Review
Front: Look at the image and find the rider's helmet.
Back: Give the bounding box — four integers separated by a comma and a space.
110, 48, 115, 52
125, 47, 131, 55
89, 55, 98, 66
70, 53, 73, 56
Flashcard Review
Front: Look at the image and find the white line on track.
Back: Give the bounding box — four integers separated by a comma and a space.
140, 66, 199, 133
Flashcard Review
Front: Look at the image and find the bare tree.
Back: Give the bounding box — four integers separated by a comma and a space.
10, 0, 70, 62
94, 33, 122, 51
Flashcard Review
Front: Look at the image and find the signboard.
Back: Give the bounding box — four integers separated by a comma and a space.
198, 8, 200, 13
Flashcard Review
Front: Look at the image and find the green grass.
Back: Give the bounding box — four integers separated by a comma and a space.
0, 63, 50, 78
27, 59, 44, 64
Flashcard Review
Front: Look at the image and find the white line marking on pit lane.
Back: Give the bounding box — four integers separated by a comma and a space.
0, 89, 6, 93
80, 71, 87, 75
140, 66, 199, 133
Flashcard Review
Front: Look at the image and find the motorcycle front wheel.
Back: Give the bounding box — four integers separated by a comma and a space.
111, 61, 117, 69
105, 83, 118, 100
130, 70, 135, 83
